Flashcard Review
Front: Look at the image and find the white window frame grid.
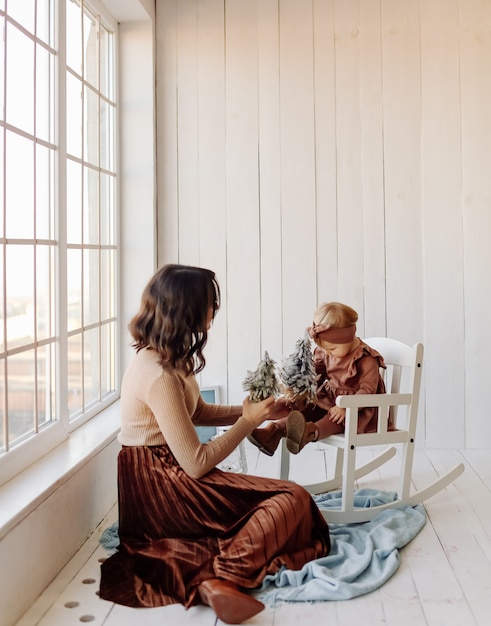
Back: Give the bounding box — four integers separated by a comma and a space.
0, 0, 120, 486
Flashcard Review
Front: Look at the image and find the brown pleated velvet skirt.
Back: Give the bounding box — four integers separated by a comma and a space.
99, 445, 331, 609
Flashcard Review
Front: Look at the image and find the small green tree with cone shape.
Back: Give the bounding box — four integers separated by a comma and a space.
279, 332, 318, 410
243, 351, 280, 402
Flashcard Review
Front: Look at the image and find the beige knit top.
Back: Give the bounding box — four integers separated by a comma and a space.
118, 348, 250, 478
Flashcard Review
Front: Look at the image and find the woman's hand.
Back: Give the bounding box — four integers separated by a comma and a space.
242, 396, 275, 429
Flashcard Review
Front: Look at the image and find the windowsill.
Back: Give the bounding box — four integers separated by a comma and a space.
0, 401, 121, 541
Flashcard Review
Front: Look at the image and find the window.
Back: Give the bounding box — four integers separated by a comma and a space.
0, 0, 119, 484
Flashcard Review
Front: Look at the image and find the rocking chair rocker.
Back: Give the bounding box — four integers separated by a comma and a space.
278, 337, 465, 523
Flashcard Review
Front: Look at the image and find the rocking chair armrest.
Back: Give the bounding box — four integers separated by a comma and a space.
336, 392, 412, 409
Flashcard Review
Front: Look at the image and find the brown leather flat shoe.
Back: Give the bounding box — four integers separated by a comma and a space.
247, 422, 284, 456
198, 578, 265, 624
286, 410, 318, 454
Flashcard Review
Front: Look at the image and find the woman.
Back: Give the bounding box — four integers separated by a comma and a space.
99, 264, 331, 624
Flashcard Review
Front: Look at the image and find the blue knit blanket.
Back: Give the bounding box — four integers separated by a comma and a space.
100, 488, 426, 605
256, 489, 426, 605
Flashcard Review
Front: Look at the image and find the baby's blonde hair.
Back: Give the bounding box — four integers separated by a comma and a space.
313, 302, 358, 328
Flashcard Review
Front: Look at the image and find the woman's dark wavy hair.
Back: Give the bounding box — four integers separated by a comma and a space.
129, 264, 220, 375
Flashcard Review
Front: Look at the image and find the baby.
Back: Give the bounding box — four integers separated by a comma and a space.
248, 302, 386, 455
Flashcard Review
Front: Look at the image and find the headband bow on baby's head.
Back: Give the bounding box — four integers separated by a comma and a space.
307, 323, 356, 344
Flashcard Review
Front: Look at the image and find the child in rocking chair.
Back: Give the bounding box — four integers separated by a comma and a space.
248, 302, 387, 456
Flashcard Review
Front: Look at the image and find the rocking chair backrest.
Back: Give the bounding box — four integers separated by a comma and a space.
363, 337, 423, 431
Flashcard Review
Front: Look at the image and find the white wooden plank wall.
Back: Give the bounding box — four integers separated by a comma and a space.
420, 0, 465, 448
257, 0, 283, 363
155, 0, 491, 449
278, 0, 318, 346
197, 0, 228, 388
459, 0, 491, 448
334, 1, 365, 313
312, 1, 338, 308
358, 0, 386, 338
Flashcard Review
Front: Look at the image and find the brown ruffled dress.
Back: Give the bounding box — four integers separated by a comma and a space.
303, 339, 387, 435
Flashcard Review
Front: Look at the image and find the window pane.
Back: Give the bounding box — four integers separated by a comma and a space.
84, 10, 98, 88
84, 326, 99, 408
37, 343, 55, 427
0, 359, 5, 452
100, 100, 114, 172
100, 321, 115, 397
6, 246, 34, 350
37, 0, 54, 46
99, 26, 113, 100
0, 247, 4, 353
6, 23, 34, 134
66, 0, 82, 76
83, 248, 99, 326
67, 248, 82, 331
7, 0, 35, 34
101, 249, 115, 320
36, 44, 55, 144
100, 173, 114, 245
36, 144, 55, 240
84, 166, 99, 244
8, 349, 36, 446
0, 131, 4, 238
68, 333, 82, 417
36, 244, 54, 341
66, 72, 82, 159
5, 131, 34, 238
84, 86, 99, 167
0, 14, 4, 122
67, 159, 82, 244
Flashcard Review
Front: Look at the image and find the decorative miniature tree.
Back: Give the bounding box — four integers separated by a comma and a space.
279, 332, 318, 410
242, 351, 280, 402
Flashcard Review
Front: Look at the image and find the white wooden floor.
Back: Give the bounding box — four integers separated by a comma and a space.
16, 440, 491, 626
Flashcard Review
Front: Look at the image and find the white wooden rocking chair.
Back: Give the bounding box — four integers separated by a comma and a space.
278, 337, 465, 523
